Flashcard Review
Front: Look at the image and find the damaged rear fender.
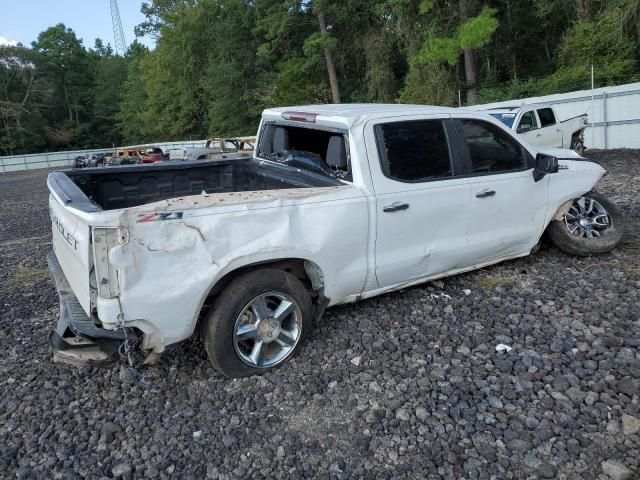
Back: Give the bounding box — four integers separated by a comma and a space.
192, 256, 328, 328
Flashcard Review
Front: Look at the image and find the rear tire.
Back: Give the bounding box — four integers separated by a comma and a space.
200, 268, 313, 378
547, 191, 624, 256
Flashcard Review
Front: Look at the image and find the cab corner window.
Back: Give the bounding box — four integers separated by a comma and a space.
375, 120, 452, 182
537, 108, 556, 127
459, 119, 527, 174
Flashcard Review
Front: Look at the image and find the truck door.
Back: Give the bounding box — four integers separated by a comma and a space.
515, 110, 544, 147
536, 108, 563, 148
365, 115, 472, 288
452, 116, 549, 264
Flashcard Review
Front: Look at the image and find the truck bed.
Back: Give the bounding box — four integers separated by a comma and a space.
51, 157, 341, 211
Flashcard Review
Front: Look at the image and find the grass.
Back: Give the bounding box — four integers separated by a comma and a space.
622, 264, 640, 280
474, 276, 513, 288
10, 267, 49, 288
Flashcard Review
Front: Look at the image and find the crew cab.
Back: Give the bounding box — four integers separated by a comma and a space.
47, 104, 623, 378
484, 105, 588, 154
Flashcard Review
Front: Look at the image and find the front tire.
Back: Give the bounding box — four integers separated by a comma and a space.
547, 191, 624, 256
200, 269, 313, 378
571, 130, 585, 155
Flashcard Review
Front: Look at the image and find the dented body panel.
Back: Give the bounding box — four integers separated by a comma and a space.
47, 104, 606, 356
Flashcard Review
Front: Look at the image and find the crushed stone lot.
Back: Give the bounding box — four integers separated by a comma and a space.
0, 150, 639, 480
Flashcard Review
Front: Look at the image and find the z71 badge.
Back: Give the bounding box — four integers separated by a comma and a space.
137, 212, 184, 223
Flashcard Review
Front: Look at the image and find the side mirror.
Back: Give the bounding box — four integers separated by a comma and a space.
533, 153, 559, 182
517, 123, 532, 133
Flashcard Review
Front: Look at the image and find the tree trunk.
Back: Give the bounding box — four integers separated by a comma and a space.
63, 84, 73, 122
459, 0, 477, 104
317, 10, 341, 104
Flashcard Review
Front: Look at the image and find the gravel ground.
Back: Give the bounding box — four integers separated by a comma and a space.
0, 151, 639, 480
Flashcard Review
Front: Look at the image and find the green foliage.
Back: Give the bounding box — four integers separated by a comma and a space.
476, 78, 546, 104
416, 6, 498, 66
303, 33, 337, 61
3, 0, 640, 155
399, 63, 457, 106
458, 7, 499, 50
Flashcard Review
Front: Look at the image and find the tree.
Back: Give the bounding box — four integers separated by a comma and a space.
118, 41, 151, 143
89, 41, 128, 146
415, 3, 499, 104
0, 46, 47, 155
32, 24, 92, 127
314, 3, 341, 103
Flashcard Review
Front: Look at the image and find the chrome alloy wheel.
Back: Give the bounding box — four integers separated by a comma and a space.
564, 196, 612, 238
233, 292, 302, 368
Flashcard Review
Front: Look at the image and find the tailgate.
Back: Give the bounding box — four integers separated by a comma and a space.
48, 173, 98, 316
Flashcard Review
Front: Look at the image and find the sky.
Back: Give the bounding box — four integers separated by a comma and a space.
0, 0, 154, 50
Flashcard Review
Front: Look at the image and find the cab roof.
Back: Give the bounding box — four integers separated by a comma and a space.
262, 103, 460, 127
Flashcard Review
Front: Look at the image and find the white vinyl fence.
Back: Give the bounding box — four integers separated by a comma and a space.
469, 81, 640, 150
0, 139, 209, 174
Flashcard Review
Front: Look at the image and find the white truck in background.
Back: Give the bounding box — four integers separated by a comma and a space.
47, 104, 623, 379
484, 105, 588, 154
167, 138, 255, 160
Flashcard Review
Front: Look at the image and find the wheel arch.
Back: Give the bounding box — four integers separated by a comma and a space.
193, 257, 328, 331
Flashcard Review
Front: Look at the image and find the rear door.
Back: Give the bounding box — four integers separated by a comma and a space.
365, 115, 472, 288
536, 108, 563, 148
451, 116, 549, 265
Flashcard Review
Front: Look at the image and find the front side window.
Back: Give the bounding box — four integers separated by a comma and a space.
375, 120, 452, 182
537, 108, 556, 127
517, 111, 538, 132
459, 119, 527, 174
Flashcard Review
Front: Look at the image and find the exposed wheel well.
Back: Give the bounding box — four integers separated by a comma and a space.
571, 129, 585, 144
196, 259, 326, 327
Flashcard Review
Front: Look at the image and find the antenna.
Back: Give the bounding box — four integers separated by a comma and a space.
109, 0, 127, 56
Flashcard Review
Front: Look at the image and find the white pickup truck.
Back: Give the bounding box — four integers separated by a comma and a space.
47, 104, 623, 378
179, 137, 255, 161
484, 105, 588, 154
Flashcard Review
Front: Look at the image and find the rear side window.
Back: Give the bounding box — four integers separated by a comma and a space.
375, 120, 452, 182
537, 108, 556, 127
459, 119, 526, 174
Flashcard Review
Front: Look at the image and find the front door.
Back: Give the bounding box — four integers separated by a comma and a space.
516, 110, 545, 147
536, 108, 563, 148
365, 115, 472, 288
453, 117, 550, 265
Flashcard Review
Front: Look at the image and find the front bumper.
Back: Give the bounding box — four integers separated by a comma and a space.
47, 250, 129, 366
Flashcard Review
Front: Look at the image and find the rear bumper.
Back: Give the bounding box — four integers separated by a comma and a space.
47, 250, 128, 366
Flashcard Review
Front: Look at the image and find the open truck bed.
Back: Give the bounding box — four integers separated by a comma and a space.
52, 157, 342, 212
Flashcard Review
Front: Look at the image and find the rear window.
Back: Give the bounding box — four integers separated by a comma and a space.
375, 120, 452, 182
257, 123, 350, 178
537, 108, 556, 127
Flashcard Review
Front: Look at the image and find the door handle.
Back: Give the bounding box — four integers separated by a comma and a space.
476, 190, 496, 198
536, 133, 542, 137
383, 202, 409, 212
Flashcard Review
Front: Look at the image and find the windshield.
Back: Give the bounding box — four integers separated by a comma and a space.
489, 113, 516, 128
